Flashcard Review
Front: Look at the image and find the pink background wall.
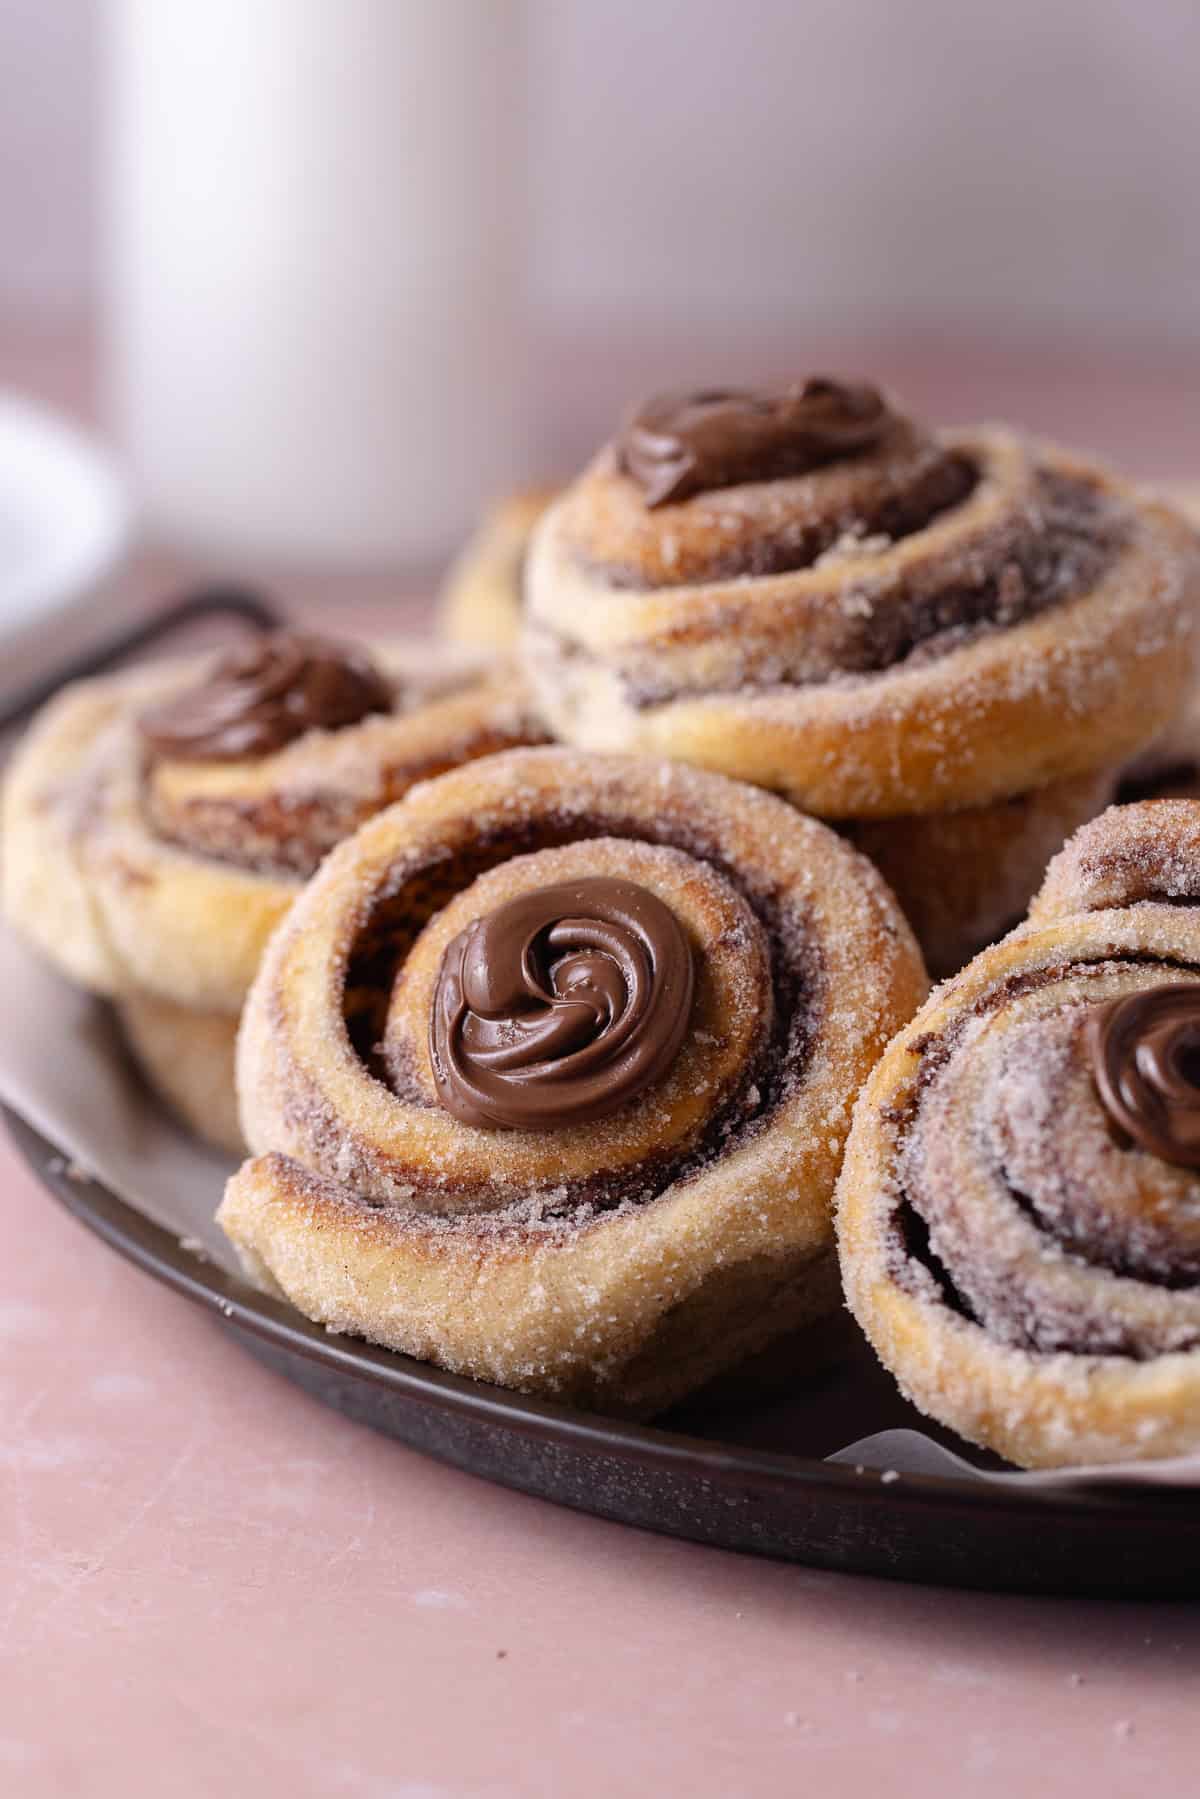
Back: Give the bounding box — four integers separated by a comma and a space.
3, 0, 1199, 344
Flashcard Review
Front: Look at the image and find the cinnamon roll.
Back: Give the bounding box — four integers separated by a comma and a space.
524, 380, 1199, 970
838, 798, 1200, 1468
220, 748, 926, 1414
440, 486, 559, 650
4, 631, 546, 1147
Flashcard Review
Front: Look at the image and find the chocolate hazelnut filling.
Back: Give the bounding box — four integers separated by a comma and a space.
617, 379, 893, 508
139, 632, 392, 762
1089, 986, 1200, 1169
429, 878, 695, 1131
333, 813, 820, 1220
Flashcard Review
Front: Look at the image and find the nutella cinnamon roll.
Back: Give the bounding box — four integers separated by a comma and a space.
524, 380, 1199, 971
440, 486, 559, 651
220, 748, 926, 1414
838, 798, 1200, 1468
3, 632, 546, 1148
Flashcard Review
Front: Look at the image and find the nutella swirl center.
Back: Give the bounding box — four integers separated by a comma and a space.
430, 877, 695, 1130
1089, 984, 1200, 1168
138, 631, 392, 761
617, 377, 892, 507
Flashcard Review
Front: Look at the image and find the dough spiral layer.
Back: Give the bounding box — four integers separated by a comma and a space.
525, 388, 1199, 818
3, 635, 545, 1013
838, 799, 1200, 1468
221, 748, 926, 1414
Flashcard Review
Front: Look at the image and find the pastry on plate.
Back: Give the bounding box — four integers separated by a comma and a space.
220, 747, 927, 1414
523, 381, 1200, 972
838, 798, 1200, 1469
439, 486, 559, 651
3, 630, 547, 1150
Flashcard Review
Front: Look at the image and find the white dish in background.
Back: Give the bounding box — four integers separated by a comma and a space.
0, 393, 133, 704
0, 394, 131, 632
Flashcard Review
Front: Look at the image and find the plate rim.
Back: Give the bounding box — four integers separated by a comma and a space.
10, 1104, 1197, 1529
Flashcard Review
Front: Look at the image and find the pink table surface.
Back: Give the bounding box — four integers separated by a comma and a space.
2, 321, 1199, 1797
2, 1140, 1197, 1798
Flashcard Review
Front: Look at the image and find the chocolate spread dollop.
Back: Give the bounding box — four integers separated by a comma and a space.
616, 378, 892, 507
138, 632, 392, 761
1089, 984, 1200, 1168
429, 877, 695, 1130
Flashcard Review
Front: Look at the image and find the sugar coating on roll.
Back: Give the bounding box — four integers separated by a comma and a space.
221, 747, 927, 1415
838, 799, 1200, 1469
524, 380, 1200, 819
2, 631, 546, 1014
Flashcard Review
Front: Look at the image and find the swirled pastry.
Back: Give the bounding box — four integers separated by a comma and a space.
440, 487, 559, 650
838, 798, 1200, 1468
523, 381, 1198, 971
220, 748, 926, 1414
525, 381, 1198, 815
4, 631, 547, 1147
4, 632, 545, 1011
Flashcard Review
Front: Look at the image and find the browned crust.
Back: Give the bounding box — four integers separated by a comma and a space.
524, 433, 1200, 817
219, 1152, 841, 1415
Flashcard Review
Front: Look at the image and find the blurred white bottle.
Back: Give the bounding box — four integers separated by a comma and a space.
104, 0, 530, 565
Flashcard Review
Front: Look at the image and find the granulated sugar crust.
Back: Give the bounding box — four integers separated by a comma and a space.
221, 748, 927, 1415
838, 813, 1200, 1469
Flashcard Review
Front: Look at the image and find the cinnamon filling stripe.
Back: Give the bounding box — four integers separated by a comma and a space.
551, 473, 1122, 708
598, 450, 976, 587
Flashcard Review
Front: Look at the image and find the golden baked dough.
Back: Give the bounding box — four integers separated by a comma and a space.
439, 487, 559, 651
117, 992, 241, 1156
838, 799, 1200, 1469
524, 392, 1199, 819
3, 635, 546, 1013
221, 747, 927, 1415
845, 767, 1115, 978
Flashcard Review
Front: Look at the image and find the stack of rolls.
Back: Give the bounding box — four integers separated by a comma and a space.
9, 373, 1200, 1436
521, 381, 1200, 972
3, 629, 547, 1151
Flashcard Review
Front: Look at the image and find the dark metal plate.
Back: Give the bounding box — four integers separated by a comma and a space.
10, 1106, 1199, 1598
